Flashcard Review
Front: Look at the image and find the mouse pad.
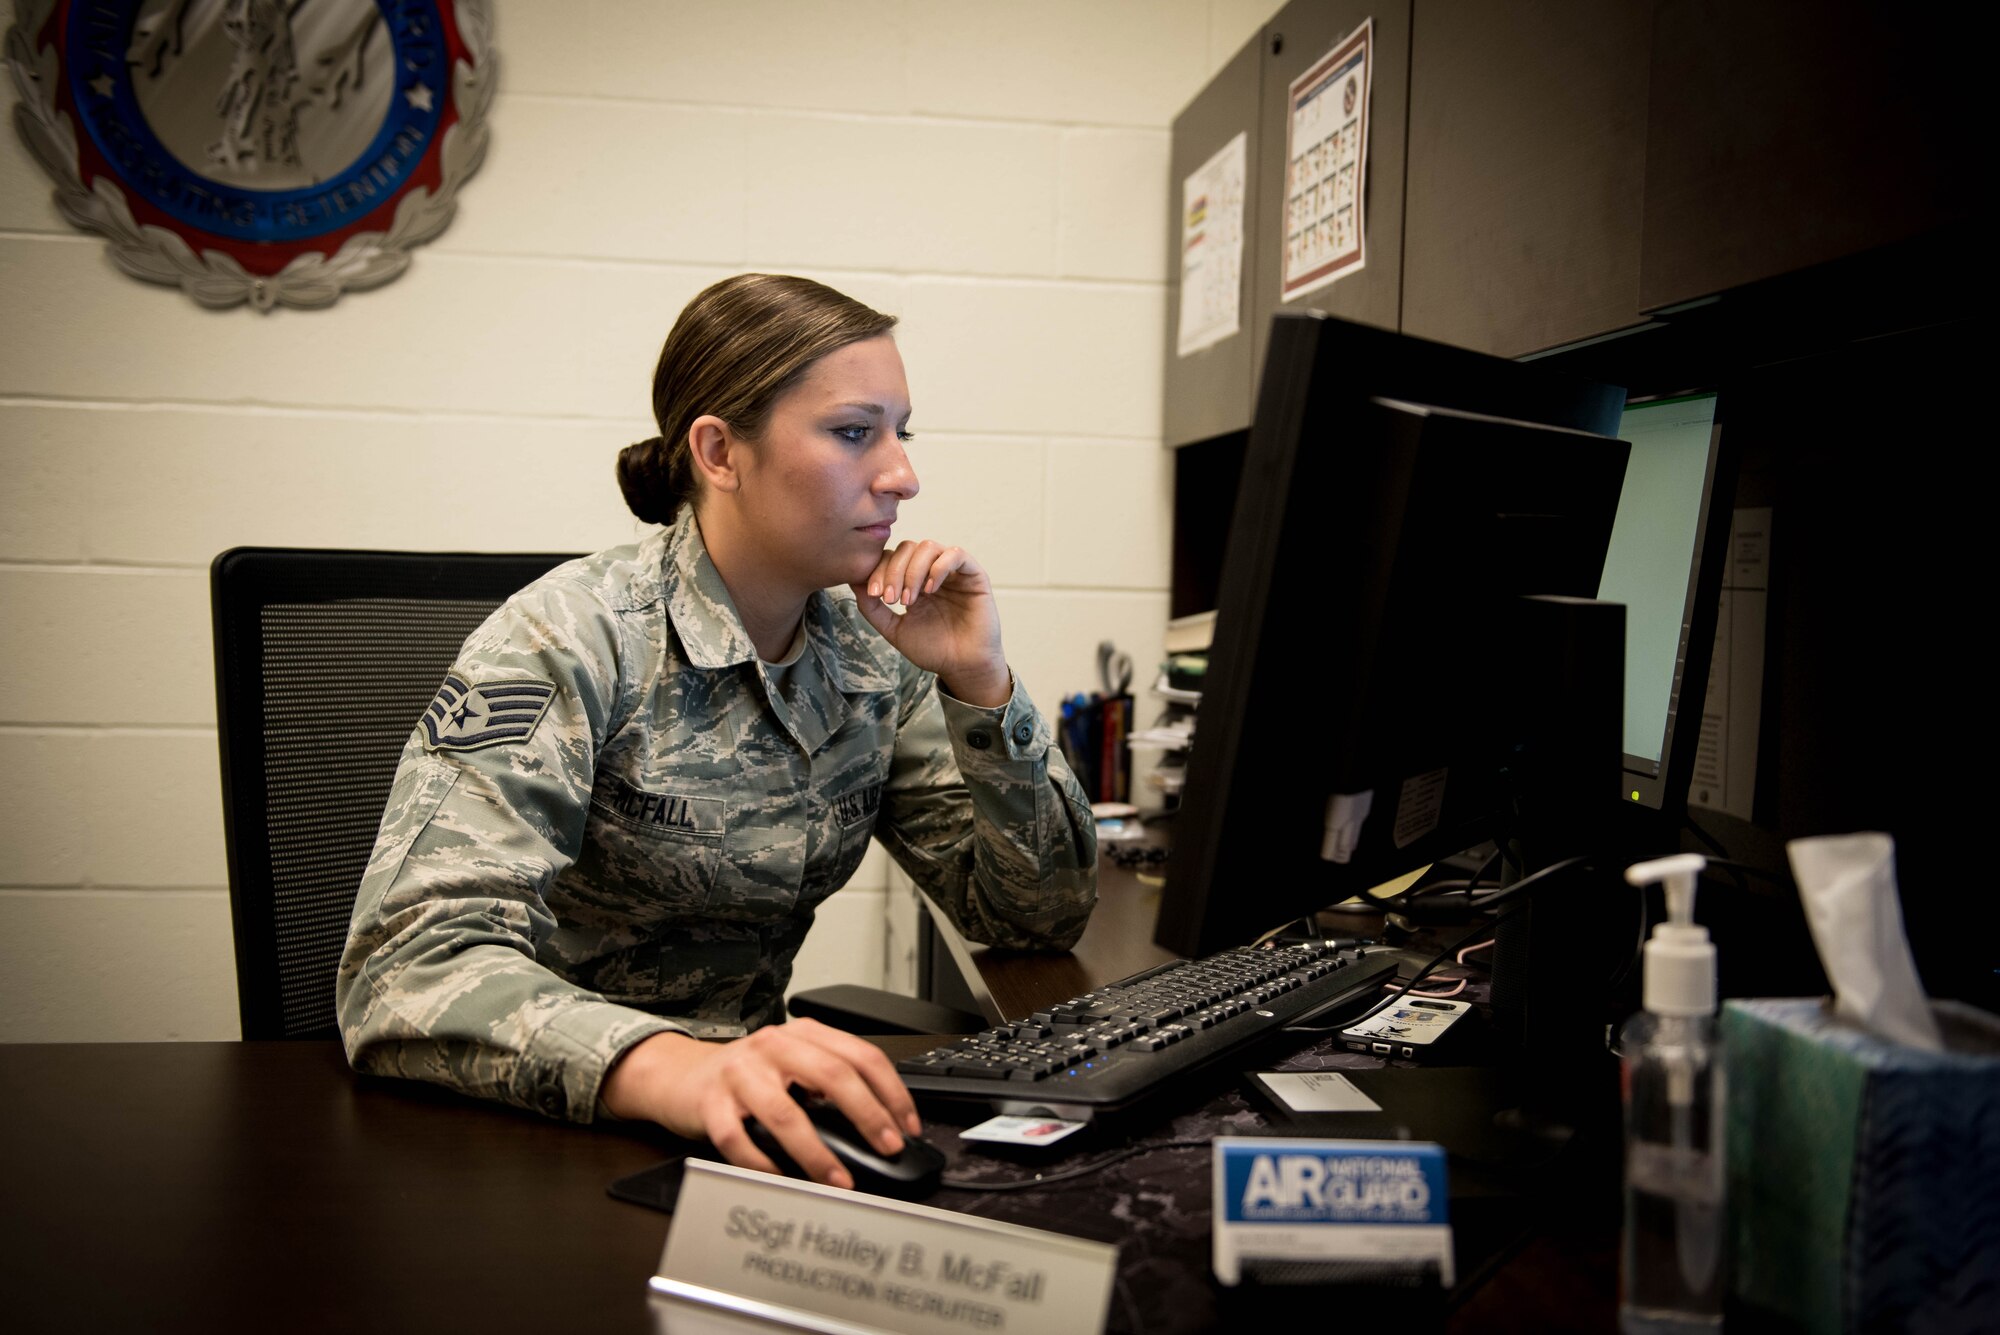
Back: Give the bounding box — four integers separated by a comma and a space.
607, 1154, 722, 1213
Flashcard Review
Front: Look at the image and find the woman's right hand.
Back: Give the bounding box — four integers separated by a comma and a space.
851, 540, 1011, 707
599, 1020, 922, 1189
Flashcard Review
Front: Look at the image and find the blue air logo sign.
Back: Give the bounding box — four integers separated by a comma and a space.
1223, 1143, 1446, 1223
420, 675, 554, 752
1211, 1138, 1454, 1286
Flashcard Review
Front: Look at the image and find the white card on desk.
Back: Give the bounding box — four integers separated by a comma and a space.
651, 1159, 1117, 1335
1252, 1071, 1383, 1113
960, 1114, 1088, 1146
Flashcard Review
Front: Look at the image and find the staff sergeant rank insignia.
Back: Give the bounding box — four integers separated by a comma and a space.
420, 674, 554, 752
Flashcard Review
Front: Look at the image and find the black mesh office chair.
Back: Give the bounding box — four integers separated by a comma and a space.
212, 548, 580, 1039
212, 546, 980, 1042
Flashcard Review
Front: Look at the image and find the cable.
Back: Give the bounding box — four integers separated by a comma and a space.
1310, 861, 1589, 1036
1382, 969, 1473, 997
1397, 942, 1494, 998
1467, 854, 1593, 910
1399, 976, 1467, 999
1283, 918, 1512, 1034
1343, 907, 1527, 1030
1604, 868, 1652, 994
1253, 918, 1311, 947
1290, 856, 1649, 1036
1684, 813, 1730, 859
938, 1139, 1210, 1193
1463, 844, 1497, 900
1368, 846, 1503, 913
1677, 816, 1753, 900
1679, 815, 1804, 893
1702, 856, 1794, 889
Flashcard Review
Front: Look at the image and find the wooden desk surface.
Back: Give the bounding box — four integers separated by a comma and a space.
0, 1041, 674, 1331
0, 1039, 1614, 1334
0, 853, 1614, 1331
952, 849, 1180, 1021
940, 836, 1386, 1021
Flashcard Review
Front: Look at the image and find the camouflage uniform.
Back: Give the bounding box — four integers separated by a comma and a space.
337, 516, 1097, 1123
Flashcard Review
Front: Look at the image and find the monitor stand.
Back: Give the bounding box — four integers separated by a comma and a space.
1488, 594, 1630, 1142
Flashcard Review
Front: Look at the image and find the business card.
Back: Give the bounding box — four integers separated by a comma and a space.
1252, 1071, 1383, 1113
960, 1115, 1089, 1147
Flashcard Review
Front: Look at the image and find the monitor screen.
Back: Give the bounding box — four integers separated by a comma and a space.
1596, 392, 1733, 811
1155, 312, 1631, 958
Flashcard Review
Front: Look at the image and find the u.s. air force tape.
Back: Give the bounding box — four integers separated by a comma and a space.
420, 674, 556, 752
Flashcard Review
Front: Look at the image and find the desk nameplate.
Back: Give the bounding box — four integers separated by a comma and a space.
650, 1160, 1117, 1335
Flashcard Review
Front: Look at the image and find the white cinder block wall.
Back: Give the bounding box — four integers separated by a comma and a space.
0, 0, 1283, 1042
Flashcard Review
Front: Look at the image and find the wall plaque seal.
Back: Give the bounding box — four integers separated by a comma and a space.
5, 0, 493, 310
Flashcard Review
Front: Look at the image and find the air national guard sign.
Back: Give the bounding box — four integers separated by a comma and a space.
4, 0, 493, 310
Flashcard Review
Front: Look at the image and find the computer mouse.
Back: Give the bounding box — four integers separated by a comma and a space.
742, 1098, 945, 1200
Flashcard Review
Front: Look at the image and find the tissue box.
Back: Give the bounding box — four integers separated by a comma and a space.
1723, 998, 2000, 1333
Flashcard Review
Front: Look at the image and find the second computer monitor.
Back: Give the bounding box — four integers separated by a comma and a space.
1156, 313, 1630, 958
1596, 392, 1735, 817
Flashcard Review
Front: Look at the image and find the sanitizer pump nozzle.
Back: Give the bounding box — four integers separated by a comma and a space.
1618, 852, 1725, 1331
1629, 853, 1716, 1027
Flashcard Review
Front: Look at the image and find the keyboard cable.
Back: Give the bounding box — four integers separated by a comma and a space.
1282, 905, 1530, 1034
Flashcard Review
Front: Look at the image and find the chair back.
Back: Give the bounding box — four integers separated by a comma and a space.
211, 548, 577, 1039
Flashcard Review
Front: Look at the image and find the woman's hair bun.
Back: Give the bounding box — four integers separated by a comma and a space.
617, 435, 679, 526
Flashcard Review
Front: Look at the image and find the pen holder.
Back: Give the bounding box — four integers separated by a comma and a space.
1058, 691, 1132, 805
1721, 997, 2000, 1334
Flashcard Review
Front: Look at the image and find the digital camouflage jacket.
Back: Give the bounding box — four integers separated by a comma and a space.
337, 517, 1097, 1122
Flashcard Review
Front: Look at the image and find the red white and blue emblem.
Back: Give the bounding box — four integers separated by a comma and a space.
4, 0, 493, 309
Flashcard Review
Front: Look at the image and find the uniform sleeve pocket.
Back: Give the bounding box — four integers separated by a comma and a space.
359, 760, 462, 900
348, 758, 464, 971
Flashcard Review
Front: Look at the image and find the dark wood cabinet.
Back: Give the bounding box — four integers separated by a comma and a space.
1402, 0, 1652, 358
1169, 0, 1979, 376
1165, 1, 1413, 443
1639, 0, 1979, 311
1248, 0, 1411, 388
1162, 35, 1263, 448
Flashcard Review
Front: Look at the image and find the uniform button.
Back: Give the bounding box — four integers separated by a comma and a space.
1012, 722, 1033, 745
539, 1089, 565, 1117
967, 729, 992, 750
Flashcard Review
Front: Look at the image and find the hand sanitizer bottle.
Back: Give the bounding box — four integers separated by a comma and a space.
1619, 854, 1724, 1332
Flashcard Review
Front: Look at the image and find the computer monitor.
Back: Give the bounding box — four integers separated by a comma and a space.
1155, 312, 1631, 958
1597, 392, 1737, 817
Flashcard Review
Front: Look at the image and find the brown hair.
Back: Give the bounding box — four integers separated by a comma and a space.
617, 274, 899, 525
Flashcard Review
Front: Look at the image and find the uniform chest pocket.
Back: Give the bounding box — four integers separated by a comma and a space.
581, 774, 729, 914
803, 777, 882, 910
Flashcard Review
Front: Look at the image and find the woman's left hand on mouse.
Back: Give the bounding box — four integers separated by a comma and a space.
852, 540, 1011, 707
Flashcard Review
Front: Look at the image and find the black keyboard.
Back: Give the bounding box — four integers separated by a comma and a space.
896, 940, 1400, 1121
